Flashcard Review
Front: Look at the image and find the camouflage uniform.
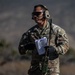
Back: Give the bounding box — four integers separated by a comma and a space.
18, 21, 69, 75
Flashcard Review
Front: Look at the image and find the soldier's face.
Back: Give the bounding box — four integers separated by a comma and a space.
32, 7, 45, 24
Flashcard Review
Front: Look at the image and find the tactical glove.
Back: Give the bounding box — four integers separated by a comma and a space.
24, 42, 36, 50
45, 46, 59, 60
18, 43, 36, 55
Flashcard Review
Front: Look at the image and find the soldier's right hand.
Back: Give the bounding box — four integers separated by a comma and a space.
19, 42, 36, 55
24, 42, 36, 50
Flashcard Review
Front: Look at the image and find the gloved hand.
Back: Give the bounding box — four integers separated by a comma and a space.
44, 46, 59, 60
24, 42, 36, 50
18, 42, 36, 55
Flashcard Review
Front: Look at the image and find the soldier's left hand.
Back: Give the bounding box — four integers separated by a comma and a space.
44, 46, 59, 60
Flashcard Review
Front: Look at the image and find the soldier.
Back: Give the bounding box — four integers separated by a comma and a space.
18, 4, 69, 75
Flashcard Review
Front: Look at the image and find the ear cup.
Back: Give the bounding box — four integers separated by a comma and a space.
41, 5, 50, 19
44, 10, 50, 19
32, 4, 50, 19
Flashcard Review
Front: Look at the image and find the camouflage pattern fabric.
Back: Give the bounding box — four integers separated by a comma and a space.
18, 21, 69, 75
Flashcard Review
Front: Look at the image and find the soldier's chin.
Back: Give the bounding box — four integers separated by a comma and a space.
36, 20, 42, 24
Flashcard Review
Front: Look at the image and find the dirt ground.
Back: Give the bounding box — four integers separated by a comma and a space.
0, 60, 75, 75
60, 64, 75, 75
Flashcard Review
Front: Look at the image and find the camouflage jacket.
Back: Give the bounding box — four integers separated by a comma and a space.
18, 21, 69, 74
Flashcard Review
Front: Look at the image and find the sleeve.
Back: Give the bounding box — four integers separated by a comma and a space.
55, 28, 69, 55
18, 33, 29, 55
18, 31, 36, 55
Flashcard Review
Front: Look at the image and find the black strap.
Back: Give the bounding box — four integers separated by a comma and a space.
49, 19, 52, 46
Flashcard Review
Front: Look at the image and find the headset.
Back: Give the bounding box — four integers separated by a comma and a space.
32, 4, 50, 19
